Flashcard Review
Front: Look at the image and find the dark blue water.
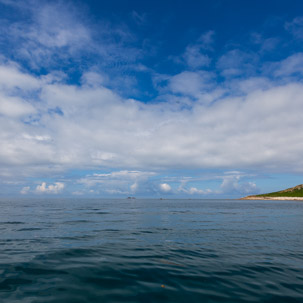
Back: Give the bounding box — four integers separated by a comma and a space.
1, 198, 303, 302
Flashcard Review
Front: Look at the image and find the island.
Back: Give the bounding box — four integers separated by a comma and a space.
240, 184, 303, 200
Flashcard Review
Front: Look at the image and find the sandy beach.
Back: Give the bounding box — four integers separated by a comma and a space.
240, 196, 303, 201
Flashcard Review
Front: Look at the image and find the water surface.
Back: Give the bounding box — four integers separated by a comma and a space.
1, 198, 303, 302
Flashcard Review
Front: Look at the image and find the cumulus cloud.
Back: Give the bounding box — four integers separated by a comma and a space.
20, 186, 30, 194
35, 182, 65, 194
183, 46, 211, 69
0, 95, 36, 117
0, 63, 40, 90
77, 170, 157, 195
168, 71, 215, 99
176, 172, 258, 196
159, 183, 171, 193
219, 174, 258, 195
180, 30, 214, 69
1, 59, 303, 178
1, 1, 303, 196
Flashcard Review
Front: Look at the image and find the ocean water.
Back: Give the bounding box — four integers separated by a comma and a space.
1, 198, 303, 303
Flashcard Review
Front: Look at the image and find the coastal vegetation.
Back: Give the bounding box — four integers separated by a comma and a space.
258, 185, 303, 198
242, 184, 303, 200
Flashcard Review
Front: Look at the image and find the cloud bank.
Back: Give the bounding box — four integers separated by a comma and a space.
0, 1, 303, 196
1, 63, 303, 175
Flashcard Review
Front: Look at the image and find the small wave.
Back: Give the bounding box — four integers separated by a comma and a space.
17, 228, 42, 231
0, 221, 24, 225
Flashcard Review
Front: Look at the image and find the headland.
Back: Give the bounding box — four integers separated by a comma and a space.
241, 184, 303, 200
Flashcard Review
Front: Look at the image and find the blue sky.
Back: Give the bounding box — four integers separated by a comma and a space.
1, 0, 303, 198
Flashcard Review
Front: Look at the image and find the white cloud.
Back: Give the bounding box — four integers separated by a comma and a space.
268, 53, 303, 77
198, 30, 215, 49
188, 187, 207, 194
180, 30, 214, 69
130, 182, 138, 192
168, 71, 215, 99
80, 171, 156, 186
1, 3, 91, 69
81, 71, 108, 87
250, 33, 279, 53
176, 172, 258, 196
1, 60, 303, 177
217, 49, 258, 77
183, 45, 211, 69
77, 170, 156, 195
285, 16, 303, 39
20, 186, 30, 194
159, 183, 171, 193
35, 182, 65, 194
232, 77, 272, 94
220, 174, 258, 195
177, 182, 212, 195
0, 1, 140, 71
1, 3, 303, 197
29, 3, 91, 49
0, 63, 40, 90
0, 95, 36, 117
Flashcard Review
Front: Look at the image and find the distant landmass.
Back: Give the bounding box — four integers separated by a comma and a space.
241, 184, 303, 200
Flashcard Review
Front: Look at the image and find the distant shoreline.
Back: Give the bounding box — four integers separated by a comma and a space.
240, 196, 303, 201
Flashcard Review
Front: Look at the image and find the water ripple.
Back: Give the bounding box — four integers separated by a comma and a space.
1, 198, 303, 302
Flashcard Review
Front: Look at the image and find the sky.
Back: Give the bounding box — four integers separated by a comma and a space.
1, 0, 303, 198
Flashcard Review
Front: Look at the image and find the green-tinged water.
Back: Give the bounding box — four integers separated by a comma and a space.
1, 198, 303, 302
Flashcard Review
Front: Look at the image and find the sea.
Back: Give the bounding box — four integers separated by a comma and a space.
1, 198, 303, 303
